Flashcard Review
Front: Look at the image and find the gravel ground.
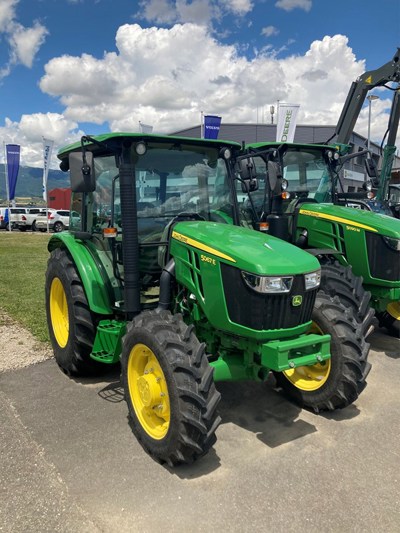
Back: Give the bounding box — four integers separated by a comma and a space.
0, 310, 53, 373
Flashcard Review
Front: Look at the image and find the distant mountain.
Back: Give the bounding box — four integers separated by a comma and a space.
0, 164, 70, 201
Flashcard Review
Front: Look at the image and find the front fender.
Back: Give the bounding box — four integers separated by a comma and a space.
48, 233, 113, 315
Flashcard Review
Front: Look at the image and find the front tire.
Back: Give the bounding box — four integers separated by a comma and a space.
274, 292, 371, 412
320, 259, 375, 336
45, 247, 104, 376
121, 310, 221, 466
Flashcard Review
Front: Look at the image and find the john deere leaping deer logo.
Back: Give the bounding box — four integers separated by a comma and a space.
292, 295, 303, 307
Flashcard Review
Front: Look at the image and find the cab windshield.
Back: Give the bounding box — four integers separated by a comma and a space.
281, 148, 333, 202
71, 141, 235, 239
238, 147, 334, 225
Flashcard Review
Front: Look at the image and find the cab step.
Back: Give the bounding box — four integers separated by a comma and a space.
90, 320, 126, 364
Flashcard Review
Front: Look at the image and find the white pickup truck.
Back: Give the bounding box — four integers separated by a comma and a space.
12, 207, 46, 231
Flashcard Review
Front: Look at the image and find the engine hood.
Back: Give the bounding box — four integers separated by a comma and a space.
299, 203, 400, 238
172, 221, 320, 276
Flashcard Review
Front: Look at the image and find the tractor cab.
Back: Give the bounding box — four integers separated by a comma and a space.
235, 142, 381, 229
59, 134, 242, 311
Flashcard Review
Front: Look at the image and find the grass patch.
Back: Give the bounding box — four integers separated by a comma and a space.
0, 232, 51, 342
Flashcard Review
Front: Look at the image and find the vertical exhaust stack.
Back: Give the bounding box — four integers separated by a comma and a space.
119, 143, 141, 320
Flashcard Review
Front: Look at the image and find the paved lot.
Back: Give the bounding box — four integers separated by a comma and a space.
0, 328, 399, 533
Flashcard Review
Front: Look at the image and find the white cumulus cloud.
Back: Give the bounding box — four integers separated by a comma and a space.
220, 0, 254, 15
0, 113, 84, 168
0, 0, 17, 32
0, 0, 48, 79
137, 0, 254, 26
8, 22, 49, 68
137, 0, 216, 25
2, 25, 397, 166
38, 28, 371, 138
261, 25, 279, 37
275, 0, 312, 12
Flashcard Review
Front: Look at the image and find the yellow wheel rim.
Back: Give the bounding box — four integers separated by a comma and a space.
387, 301, 400, 320
127, 344, 170, 440
282, 321, 331, 391
50, 277, 69, 348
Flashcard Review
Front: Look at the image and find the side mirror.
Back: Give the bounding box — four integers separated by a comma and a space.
364, 158, 379, 188
267, 161, 283, 194
364, 157, 378, 179
237, 157, 258, 193
69, 151, 96, 192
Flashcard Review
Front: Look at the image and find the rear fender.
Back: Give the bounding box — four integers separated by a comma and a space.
48, 233, 113, 315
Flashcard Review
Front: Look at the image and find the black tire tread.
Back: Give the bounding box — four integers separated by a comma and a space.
320, 259, 376, 337
121, 309, 221, 466
275, 292, 371, 413
45, 247, 104, 376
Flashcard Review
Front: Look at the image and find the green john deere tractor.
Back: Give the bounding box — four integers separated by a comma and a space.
45, 133, 370, 466
234, 140, 399, 338
234, 50, 400, 337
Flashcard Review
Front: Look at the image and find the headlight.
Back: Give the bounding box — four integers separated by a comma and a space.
304, 269, 321, 290
383, 236, 400, 252
281, 179, 288, 191
241, 272, 293, 293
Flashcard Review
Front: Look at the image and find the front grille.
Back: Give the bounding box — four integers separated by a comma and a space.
221, 263, 317, 331
366, 232, 400, 282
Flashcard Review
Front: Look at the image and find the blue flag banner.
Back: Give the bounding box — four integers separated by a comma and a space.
6, 144, 20, 201
204, 115, 222, 139
42, 138, 54, 201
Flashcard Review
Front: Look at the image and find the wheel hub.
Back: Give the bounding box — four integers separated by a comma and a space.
387, 301, 400, 320
283, 361, 331, 391
283, 319, 331, 391
49, 277, 69, 348
137, 372, 160, 407
127, 344, 170, 440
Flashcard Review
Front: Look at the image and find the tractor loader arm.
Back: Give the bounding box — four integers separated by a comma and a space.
335, 48, 400, 145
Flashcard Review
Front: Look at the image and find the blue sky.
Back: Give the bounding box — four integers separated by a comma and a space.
0, 0, 399, 167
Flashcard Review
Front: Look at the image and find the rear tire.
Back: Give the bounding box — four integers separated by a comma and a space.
320, 259, 375, 337
274, 292, 371, 413
45, 247, 105, 376
121, 310, 221, 466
